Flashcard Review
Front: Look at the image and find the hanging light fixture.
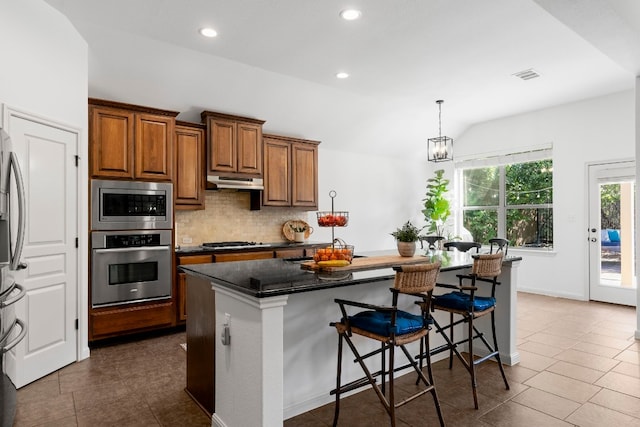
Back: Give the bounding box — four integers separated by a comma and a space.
427, 100, 453, 162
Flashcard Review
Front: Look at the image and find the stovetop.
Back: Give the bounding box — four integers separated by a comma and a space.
200, 241, 273, 250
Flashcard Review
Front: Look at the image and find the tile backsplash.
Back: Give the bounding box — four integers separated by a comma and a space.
175, 191, 313, 245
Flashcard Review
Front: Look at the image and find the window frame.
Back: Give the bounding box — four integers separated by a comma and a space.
455, 149, 553, 250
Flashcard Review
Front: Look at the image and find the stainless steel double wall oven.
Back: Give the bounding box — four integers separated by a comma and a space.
91, 180, 173, 307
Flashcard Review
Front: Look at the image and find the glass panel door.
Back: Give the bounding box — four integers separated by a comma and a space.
588, 162, 636, 306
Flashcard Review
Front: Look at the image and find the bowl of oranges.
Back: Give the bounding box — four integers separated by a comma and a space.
312, 239, 354, 267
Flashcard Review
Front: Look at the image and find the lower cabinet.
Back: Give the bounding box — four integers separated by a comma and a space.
213, 251, 273, 263
89, 301, 174, 341
177, 255, 213, 323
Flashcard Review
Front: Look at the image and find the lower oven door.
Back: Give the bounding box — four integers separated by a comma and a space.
91, 245, 171, 307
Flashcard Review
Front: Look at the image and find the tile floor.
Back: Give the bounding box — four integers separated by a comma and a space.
13, 292, 640, 426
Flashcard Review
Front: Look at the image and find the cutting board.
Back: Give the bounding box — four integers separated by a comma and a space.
300, 255, 429, 273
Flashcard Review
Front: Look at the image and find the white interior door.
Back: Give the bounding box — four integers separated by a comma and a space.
588, 161, 637, 306
4, 114, 78, 387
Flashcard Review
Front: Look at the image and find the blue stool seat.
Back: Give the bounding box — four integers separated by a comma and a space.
433, 291, 496, 312
349, 310, 431, 336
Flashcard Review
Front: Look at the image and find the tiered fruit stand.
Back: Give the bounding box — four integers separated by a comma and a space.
312, 191, 353, 266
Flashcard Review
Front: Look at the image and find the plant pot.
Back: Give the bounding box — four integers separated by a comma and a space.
397, 241, 416, 257
294, 231, 306, 243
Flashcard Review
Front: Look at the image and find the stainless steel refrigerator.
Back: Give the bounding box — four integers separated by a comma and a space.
0, 127, 27, 427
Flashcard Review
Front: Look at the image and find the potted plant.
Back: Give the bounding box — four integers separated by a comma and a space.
289, 223, 312, 242
390, 220, 421, 256
422, 169, 451, 247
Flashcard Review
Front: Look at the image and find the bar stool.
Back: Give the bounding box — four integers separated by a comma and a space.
420, 235, 445, 251
489, 238, 509, 256
428, 252, 509, 409
330, 263, 445, 427
443, 241, 481, 253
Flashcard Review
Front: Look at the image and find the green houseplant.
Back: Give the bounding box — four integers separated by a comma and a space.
422, 169, 451, 243
390, 220, 421, 256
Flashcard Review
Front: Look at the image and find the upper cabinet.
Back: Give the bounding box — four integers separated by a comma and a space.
200, 111, 265, 178
263, 134, 320, 209
90, 98, 178, 181
175, 121, 206, 210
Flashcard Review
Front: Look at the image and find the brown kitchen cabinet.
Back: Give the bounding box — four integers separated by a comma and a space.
90, 98, 178, 181
213, 251, 274, 263
274, 248, 305, 258
263, 134, 320, 209
175, 121, 206, 210
176, 254, 213, 323
200, 111, 265, 178
89, 301, 175, 341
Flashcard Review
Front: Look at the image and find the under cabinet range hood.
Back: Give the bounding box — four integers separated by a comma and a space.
207, 175, 264, 191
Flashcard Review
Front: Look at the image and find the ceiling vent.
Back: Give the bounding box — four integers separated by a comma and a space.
512, 69, 540, 81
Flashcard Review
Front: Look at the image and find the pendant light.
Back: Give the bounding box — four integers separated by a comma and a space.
427, 100, 453, 162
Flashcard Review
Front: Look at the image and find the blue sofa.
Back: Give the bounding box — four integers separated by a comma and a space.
601, 229, 620, 252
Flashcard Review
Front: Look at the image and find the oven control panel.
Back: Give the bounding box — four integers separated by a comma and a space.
105, 233, 162, 248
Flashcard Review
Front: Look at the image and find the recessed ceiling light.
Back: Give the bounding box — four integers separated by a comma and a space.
199, 27, 218, 38
340, 9, 362, 20
336, 72, 350, 79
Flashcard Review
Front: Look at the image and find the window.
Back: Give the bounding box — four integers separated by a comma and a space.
459, 158, 553, 249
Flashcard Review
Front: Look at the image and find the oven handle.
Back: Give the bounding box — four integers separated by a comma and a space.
94, 246, 170, 254
2, 319, 26, 354
0, 283, 26, 308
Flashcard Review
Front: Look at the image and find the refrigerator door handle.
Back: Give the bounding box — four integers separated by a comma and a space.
1, 319, 26, 353
9, 152, 26, 271
0, 283, 26, 308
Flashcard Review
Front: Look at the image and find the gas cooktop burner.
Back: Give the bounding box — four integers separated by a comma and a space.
201, 241, 270, 249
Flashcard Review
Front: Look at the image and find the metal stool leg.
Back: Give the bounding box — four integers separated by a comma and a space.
491, 311, 510, 390
468, 315, 479, 409
333, 333, 344, 427
448, 312, 454, 369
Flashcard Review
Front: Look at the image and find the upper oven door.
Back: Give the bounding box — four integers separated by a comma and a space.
91, 179, 173, 230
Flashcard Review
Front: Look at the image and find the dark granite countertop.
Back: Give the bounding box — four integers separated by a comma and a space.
175, 241, 331, 255
179, 250, 522, 298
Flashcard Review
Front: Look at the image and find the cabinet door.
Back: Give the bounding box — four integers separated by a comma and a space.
236, 122, 262, 175
263, 137, 291, 206
177, 254, 213, 323
292, 142, 318, 208
175, 125, 205, 209
208, 118, 236, 173
90, 106, 135, 178
213, 251, 274, 262
178, 273, 188, 321
134, 113, 174, 181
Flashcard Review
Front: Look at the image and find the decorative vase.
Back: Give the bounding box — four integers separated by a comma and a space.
397, 241, 416, 257
294, 231, 306, 243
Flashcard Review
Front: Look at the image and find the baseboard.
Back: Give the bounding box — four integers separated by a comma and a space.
211, 413, 227, 427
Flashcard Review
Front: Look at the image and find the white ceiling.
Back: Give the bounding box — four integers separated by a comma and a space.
44, 0, 640, 137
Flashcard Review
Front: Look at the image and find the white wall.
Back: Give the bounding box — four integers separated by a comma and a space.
0, 0, 89, 358
455, 90, 636, 300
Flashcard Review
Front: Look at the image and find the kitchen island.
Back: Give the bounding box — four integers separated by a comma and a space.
180, 251, 522, 427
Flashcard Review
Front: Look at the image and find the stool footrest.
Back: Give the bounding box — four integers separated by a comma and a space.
473, 351, 499, 366
330, 376, 375, 395
396, 386, 434, 409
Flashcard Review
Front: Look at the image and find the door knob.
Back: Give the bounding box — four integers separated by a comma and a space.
590, 228, 597, 233
590, 238, 597, 242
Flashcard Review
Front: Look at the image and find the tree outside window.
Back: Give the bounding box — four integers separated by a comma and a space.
461, 159, 553, 248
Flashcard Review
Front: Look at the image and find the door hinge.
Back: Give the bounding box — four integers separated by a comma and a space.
74, 155, 80, 167
75, 319, 79, 330
75, 237, 79, 248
